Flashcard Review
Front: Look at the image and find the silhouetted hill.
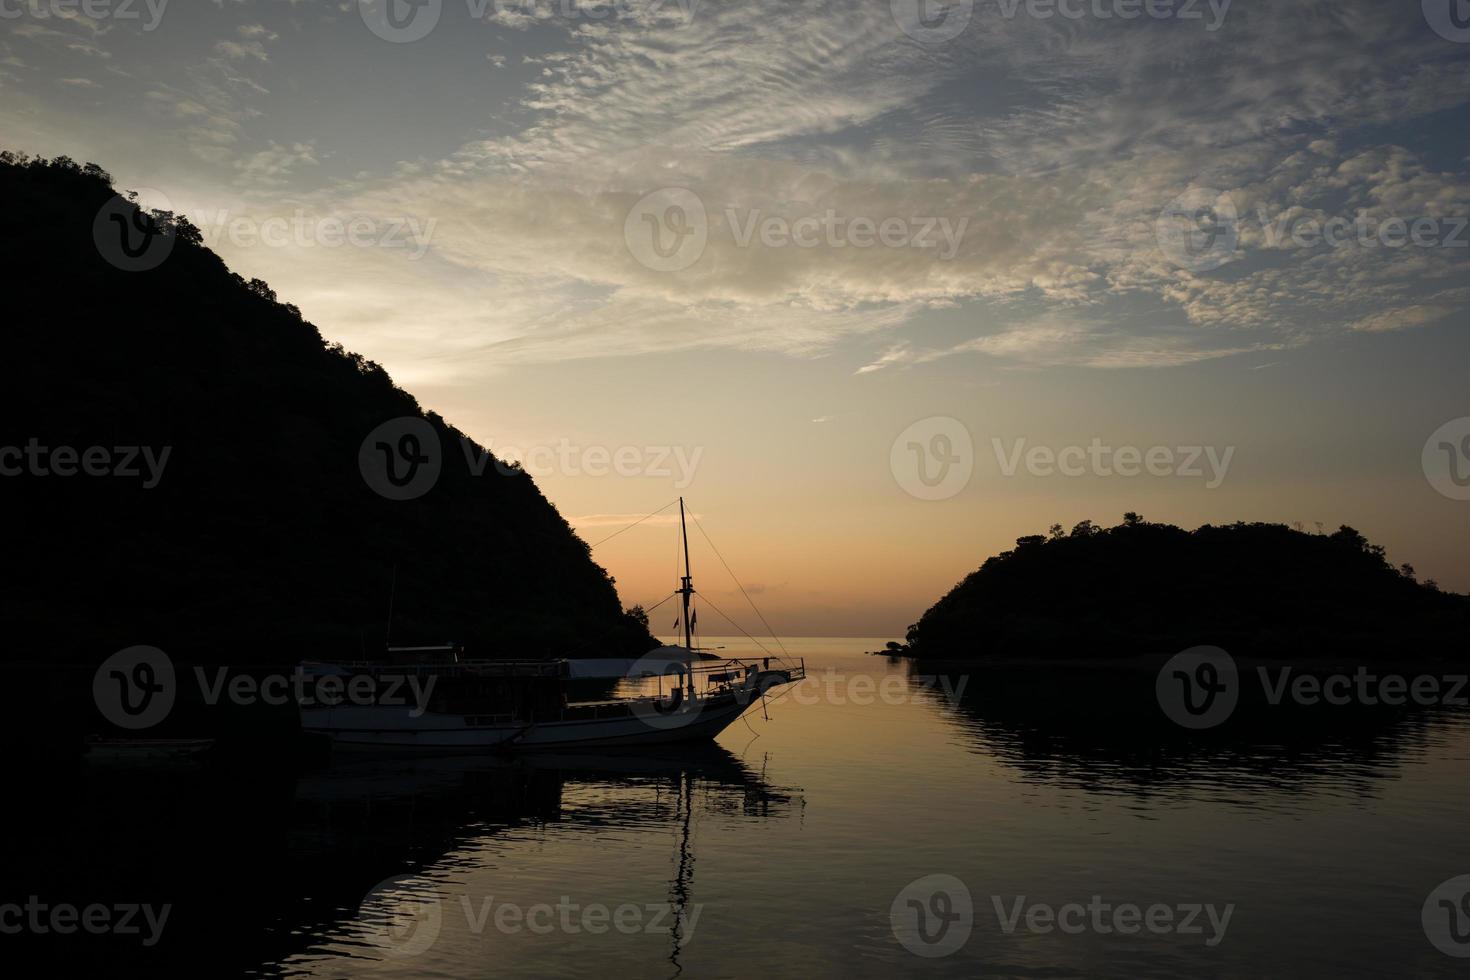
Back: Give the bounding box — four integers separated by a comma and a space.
0, 152, 655, 664
903, 515, 1470, 661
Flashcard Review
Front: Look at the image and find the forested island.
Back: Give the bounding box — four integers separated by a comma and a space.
898, 515, 1470, 662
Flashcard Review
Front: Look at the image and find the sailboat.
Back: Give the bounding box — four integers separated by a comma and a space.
298, 499, 805, 752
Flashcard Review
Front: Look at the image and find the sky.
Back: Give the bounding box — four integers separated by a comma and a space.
4, 0, 1469, 637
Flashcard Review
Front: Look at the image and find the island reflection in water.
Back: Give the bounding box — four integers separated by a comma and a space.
906, 656, 1465, 804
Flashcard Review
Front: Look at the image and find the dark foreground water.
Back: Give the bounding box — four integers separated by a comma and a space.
7, 638, 1470, 977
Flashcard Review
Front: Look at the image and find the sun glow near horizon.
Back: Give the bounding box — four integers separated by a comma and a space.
8, 0, 1468, 631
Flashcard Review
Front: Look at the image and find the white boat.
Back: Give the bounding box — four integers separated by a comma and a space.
299, 499, 804, 753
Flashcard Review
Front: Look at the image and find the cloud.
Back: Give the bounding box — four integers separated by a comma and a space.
285, 1, 1467, 373
1349, 304, 1457, 334
856, 345, 920, 374
17, 0, 1465, 375
948, 317, 1281, 369
212, 39, 270, 62
234, 140, 320, 185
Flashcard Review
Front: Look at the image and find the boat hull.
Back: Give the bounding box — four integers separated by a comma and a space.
301, 692, 761, 753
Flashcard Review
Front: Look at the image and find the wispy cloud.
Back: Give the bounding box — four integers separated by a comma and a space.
6, 0, 1466, 376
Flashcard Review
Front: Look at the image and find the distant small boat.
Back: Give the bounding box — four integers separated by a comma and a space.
84, 736, 215, 764
299, 499, 804, 753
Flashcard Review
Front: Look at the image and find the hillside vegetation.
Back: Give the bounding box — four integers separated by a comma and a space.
0, 152, 654, 664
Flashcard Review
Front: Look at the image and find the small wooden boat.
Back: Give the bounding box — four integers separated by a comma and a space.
299, 499, 804, 753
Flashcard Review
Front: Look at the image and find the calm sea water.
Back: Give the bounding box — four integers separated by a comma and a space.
9, 637, 1470, 977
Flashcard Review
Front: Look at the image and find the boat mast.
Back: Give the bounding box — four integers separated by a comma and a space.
678, 497, 694, 696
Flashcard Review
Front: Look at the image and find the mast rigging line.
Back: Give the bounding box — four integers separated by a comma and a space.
687, 512, 791, 659
639, 592, 679, 616
583, 496, 788, 662
587, 499, 678, 550
691, 592, 775, 659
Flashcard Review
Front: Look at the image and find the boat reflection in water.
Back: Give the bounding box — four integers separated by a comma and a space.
288, 745, 797, 977
3, 744, 800, 979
